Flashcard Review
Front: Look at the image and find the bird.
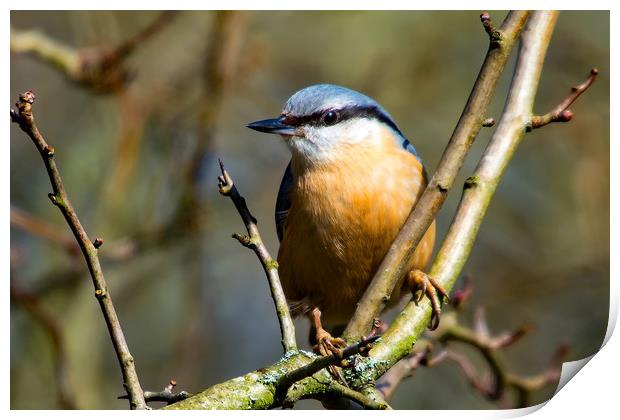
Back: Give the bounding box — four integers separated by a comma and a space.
247, 84, 446, 357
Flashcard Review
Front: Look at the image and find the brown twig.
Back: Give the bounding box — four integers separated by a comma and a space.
10, 283, 77, 409
375, 342, 435, 400
120, 379, 191, 405
10, 91, 147, 409
343, 10, 531, 343
507, 344, 568, 407
529, 68, 599, 130
437, 309, 533, 401
217, 159, 297, 353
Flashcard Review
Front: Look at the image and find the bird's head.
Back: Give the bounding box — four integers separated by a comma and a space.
247, 84, 409, 164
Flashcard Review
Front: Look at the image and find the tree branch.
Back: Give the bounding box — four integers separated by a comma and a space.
120, 380, 191, 405
363, 11, 563, 384
343, 10, 531, 343
529, 67, 599, 130
10, 92, 147, 409
10, 11, 177, 93
217, 159, 297, 353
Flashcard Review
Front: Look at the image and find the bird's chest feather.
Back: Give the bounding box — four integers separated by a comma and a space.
277, 140, 428, 319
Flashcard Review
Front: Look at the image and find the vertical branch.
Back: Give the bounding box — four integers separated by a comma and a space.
369, 11, 561, 374
217, 160, 297, 352
10, 92, 147, 410
343, 11, 531, 342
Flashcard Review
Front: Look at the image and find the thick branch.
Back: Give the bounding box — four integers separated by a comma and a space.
276, 335, 379, 397
364, 11, 560, 382
217, 159, 297, 352
10, 92, 147, 409
343, 10, 531, 342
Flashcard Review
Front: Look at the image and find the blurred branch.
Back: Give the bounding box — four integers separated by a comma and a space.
11, 205, 138, 262
10, 282, 77, 409
507, 344, 568, 407
362, 11, 564, 384
175, 11, 250, 229
217, 159, 297, 353
436, 309, 532, 400
11, 206, 79, 255
529, 68, 599, 130
343, 10, 531, 342
10, 11, 177, 93
10, 91, 147, 410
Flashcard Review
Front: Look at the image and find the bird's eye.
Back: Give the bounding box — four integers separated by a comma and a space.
322, 110, 339, 126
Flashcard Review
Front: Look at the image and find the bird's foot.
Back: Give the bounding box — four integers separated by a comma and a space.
408, 269, 450, 330
312, 328, 347, 358
310, 308, 348, 384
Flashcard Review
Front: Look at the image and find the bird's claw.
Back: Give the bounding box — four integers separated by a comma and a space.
408, 269, 450, 330
312, 328, 348, 384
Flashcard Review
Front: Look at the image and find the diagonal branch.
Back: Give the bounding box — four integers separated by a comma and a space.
10, 91, 147, 409
217, 159, 297, 353
364, 11, 565, 382
343, 10, 531, 343
529, 68, 599, 130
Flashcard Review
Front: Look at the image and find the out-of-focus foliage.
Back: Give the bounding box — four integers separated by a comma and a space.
10, 11, 609, 409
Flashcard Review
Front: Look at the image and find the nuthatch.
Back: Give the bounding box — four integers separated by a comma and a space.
248, 84, 444, 356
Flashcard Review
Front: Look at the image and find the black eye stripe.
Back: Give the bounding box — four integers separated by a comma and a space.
282, 105, 404, 137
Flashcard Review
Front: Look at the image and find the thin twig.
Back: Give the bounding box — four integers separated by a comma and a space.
529, 68, 599, 130
217, 159, 297, 353
343, 10, 531, 343
120, 379, 191, 405
10, 91, 147, 409
507, 343, 568, 407
375, 343, 434, 400
366, 11, 563, 381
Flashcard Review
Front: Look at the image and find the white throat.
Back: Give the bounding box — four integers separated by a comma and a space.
287, 118, 386, 165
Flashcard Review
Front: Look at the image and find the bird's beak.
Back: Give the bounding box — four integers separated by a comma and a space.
247, 117, 296, 136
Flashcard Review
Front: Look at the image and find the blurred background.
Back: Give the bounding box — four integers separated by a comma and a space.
10, 11, 609, 409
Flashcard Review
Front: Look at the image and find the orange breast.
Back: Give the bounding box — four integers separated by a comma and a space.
277, 129, 435, 327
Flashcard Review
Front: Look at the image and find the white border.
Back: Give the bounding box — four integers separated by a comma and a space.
4, 2, 616, 419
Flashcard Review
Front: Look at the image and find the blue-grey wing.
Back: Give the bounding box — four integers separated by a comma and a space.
275, 161, 294, 242
399, 136, 429, 182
